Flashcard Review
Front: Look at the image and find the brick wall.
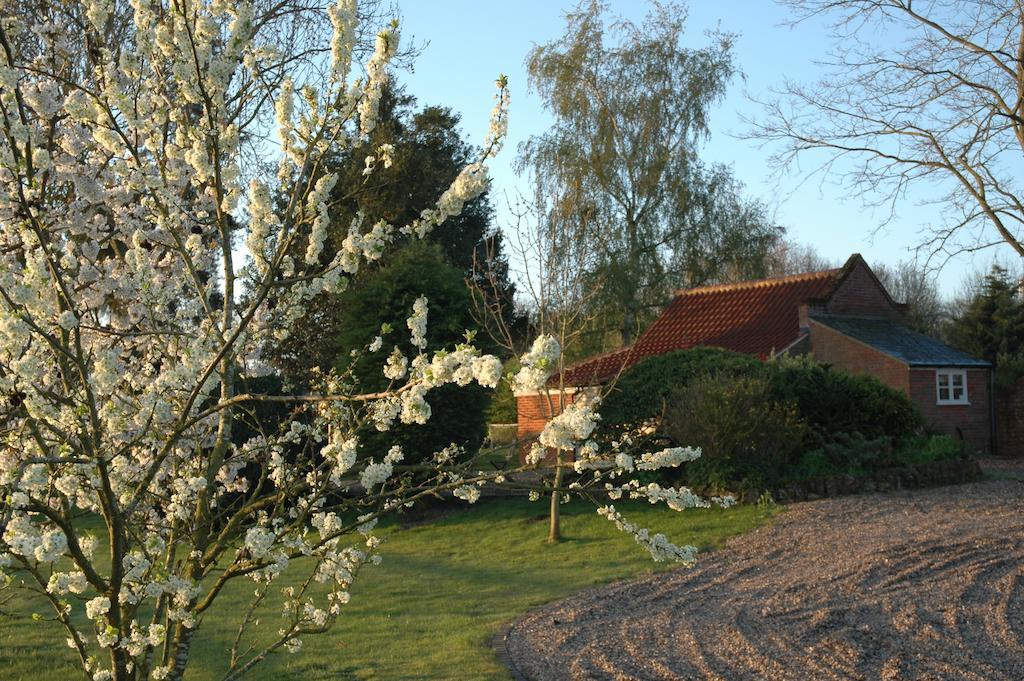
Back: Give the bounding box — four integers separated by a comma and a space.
996, 377, 1024, 458
515, 391, 578, 464
825, 260, 903, 319
809, 320, 910, 392
516, 391, 577, 439
811, 321, 993, 454
908, 368, 992, 455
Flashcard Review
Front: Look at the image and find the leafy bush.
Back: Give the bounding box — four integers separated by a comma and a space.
598, 348, 761, 433
792, 433, 962, 481
764, 355, 923, 445
791, 449, 838, 480
601, 348, 921, 446
794, 433, 894, 479
661, 374, 809, 492
893, 434, 964, 466
486, 357, 519, 424
599, 347, 926, 492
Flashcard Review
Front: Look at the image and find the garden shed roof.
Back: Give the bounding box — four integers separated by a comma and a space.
560, 262, 847, 386
810, 315, 991, 368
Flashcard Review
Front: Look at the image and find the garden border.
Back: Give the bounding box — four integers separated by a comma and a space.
770, 457, 982, 502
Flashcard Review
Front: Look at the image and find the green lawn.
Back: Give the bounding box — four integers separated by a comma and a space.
0, 497, 775, 680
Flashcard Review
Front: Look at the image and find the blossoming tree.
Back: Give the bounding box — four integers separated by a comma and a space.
0, 1, 729, 679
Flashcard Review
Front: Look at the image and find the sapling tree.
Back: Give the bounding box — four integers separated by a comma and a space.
0, 1, 731, 680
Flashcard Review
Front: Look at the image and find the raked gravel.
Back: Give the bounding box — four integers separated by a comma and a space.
504, 475, 1024, 680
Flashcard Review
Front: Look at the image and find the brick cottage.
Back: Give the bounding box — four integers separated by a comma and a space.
516, 254, 995, 455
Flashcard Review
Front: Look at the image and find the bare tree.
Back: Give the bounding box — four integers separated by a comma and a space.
764, 241, 948, 336
752, 1, 1024, 267
873, 259, 947, 335
765, 239, 837, 276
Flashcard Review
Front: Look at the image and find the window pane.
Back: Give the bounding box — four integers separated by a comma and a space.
952, 374, 963, 388
939, 386, 950, 401
938, 374, 949, 387
952, 386, 964, 400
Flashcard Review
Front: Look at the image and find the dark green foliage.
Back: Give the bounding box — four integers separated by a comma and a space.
793, 433, 964, 481
230, 374, 294, 447
947, 266, 1024, 397
598, 347, 761, 431
947, 265, 1024, 365
793, 433, 894, 479
599, 347, 924, 492
662, 374, 809, 493
894, 433, 964, 466
485, 357, 518, 424
765, 356, 922, 446
995, 352, 1024, 395
791, 448, 835, 480
324, 87, 490, 272
335, 242, 494, 463
273, 84, 523, 386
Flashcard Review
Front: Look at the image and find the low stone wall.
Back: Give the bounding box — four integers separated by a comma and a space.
772, 458, 983, 503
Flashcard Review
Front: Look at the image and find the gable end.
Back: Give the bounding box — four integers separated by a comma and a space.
824, 254, 904, 320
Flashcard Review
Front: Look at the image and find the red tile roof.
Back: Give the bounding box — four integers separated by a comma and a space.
559, 265, 844, 386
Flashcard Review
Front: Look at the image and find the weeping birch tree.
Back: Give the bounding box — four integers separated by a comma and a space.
520, 0, 782, 346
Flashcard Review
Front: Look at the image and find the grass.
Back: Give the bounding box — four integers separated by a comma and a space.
0, 497, 775, 680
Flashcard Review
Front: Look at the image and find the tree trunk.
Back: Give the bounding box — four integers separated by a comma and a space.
621, 215, 640, 346
167, 623, 195, 681
622, 304, 636, 346
548, 451, 562, 543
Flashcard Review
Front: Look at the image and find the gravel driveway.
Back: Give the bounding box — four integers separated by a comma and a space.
504, 474, 1024, 680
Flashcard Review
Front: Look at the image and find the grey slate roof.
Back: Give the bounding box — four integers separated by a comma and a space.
811, 315, 991, 368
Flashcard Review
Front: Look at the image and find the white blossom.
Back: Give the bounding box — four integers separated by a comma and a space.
383, 348, 408, 380
470, 355, 503, 389
539, 401, 600, 451
407, 296, 428, 350
597, 506, 698, 564
512, 335, 561, 392
47, 571, 88, 595
244, 527, 277, 560
453, 485, 481, 504
399, 384, 431, 424
359, 460, 392, 489
377, 143, 395, 168
57, 310, 79, 330
85, 596, 111, 620
327, 0, 356, 81
525, 443, 546, 466
358, 25, 400, 135
636, 446, 702, 471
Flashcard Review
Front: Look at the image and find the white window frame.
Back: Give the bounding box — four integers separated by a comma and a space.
935, 369, 969, 405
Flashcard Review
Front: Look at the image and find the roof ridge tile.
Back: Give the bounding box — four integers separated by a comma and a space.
673, 267, 841, 297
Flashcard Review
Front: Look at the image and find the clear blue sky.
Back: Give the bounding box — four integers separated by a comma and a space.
393, 0, 1011, 297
